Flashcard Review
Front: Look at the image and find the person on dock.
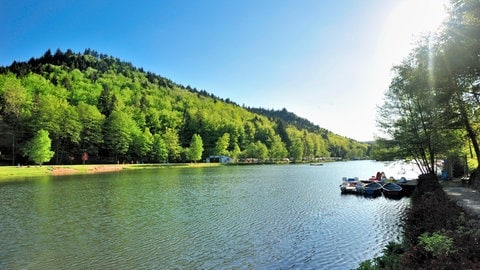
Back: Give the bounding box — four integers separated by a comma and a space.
380, 172, 387, 183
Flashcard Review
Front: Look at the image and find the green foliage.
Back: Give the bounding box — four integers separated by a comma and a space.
357, 260, 377, 270
357, 242, 405, 270
0, 49, 369, 164
269, 135, 288, 161
418, 232, 453, 257
289, 137, 304, 162
376, 0, 480, 172
163, 128, 181, 162
240, 141, 268, 161
152, 134, 168, 163
0, 73, 31, 121
23, 129, 54, 165
186, 133, 203, 162
214, 133, 230, 156
131, 127, 154, 161
104, 110, 138, 161
77, 102, 105, 156
378, 43, 456, 174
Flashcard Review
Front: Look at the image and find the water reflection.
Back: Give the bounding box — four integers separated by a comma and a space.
0, 161, 410, 269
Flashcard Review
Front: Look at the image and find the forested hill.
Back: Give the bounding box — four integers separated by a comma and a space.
0, 49, 369, 165
247, 107, 329, 134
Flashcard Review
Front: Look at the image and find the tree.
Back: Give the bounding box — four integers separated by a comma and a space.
378, 43, 461, 174
131, 127, 154, 162
303, 130, 315, 161
163, 128, 181, 162
141, 128, 154, 159
241, 141, 268, 161
214, 133, 230, 156
313, 134, 329, 158
269, 135, 288, 161
0, 73, 32, 165
76, 102, 105, 157
255, 141, 269, 161
104, 110, 138, 162
289, 137, 304, 163
186, 133, 203, 162
230, 142, 241, 161
152, 133, 168, 163
435, 0, 480, 169
23, 129, 54, 165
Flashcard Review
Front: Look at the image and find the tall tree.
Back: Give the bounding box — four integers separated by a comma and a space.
104, 110, 138, 162
186, 133, 203, 162
289, 137, 304, 163
23, 129, 54, 165
435, 0, 480, 168
76, 102, 105, 157
131, 127, 154, 162
269, 135, 288, 161
378, 43, 461, 174
163, 128, 181, 162
152, 133, 168, 163
214, 133, 230, 156
0, 74, 32, 165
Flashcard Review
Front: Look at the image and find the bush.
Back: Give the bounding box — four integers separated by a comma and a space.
418, 232, 453, 257
357, 242, 404, 270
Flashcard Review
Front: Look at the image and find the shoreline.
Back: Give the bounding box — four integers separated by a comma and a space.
0, 163, 221, 182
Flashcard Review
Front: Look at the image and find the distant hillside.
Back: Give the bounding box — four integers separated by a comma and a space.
247, 107, 328, 135
0, 49, 369, 165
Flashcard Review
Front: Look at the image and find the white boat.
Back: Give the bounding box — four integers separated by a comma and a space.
340, 177, 363, 194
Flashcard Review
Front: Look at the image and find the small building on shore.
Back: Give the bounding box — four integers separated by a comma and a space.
206, 155, 233, 164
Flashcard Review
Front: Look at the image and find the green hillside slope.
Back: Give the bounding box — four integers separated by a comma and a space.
0, 49, 369, 165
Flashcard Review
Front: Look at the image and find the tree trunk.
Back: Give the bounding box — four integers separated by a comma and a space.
459, 103, 480, 169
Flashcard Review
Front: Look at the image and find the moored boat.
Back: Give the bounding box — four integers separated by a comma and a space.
340, 177, 362, 194
310, 163, 324, 166
382, 182, 403, 196
363, 181, 383, 196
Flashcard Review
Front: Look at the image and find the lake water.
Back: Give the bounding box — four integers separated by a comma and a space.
0, 160, 413, 269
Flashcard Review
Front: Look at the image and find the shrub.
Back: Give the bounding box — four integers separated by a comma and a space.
418, 232, 453, 257
357, 242, 404, 270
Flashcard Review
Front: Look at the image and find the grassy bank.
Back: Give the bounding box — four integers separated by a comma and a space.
0, 163, 221, 182
358, 174, 480, 269
0, 166, 54, 180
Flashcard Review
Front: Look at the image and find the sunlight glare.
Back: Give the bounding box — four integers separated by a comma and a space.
379, 0, 449, 66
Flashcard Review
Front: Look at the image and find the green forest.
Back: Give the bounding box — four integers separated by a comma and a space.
0, 49, 369, 165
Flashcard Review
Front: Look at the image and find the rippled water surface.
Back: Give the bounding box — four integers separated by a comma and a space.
0, 161, 411, 269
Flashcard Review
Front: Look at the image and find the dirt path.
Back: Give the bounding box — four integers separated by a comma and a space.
51, 165, 125, 176
443, 180, 480, 218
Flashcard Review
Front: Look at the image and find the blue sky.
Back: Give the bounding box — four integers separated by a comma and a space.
0, 0, 448, 141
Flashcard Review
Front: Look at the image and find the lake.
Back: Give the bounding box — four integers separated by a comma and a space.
0, 160, 413, 269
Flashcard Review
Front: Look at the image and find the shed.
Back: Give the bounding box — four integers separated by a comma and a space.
206, 155, 232, 163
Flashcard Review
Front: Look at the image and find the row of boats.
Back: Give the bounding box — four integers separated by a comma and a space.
339, 177, 405, 197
